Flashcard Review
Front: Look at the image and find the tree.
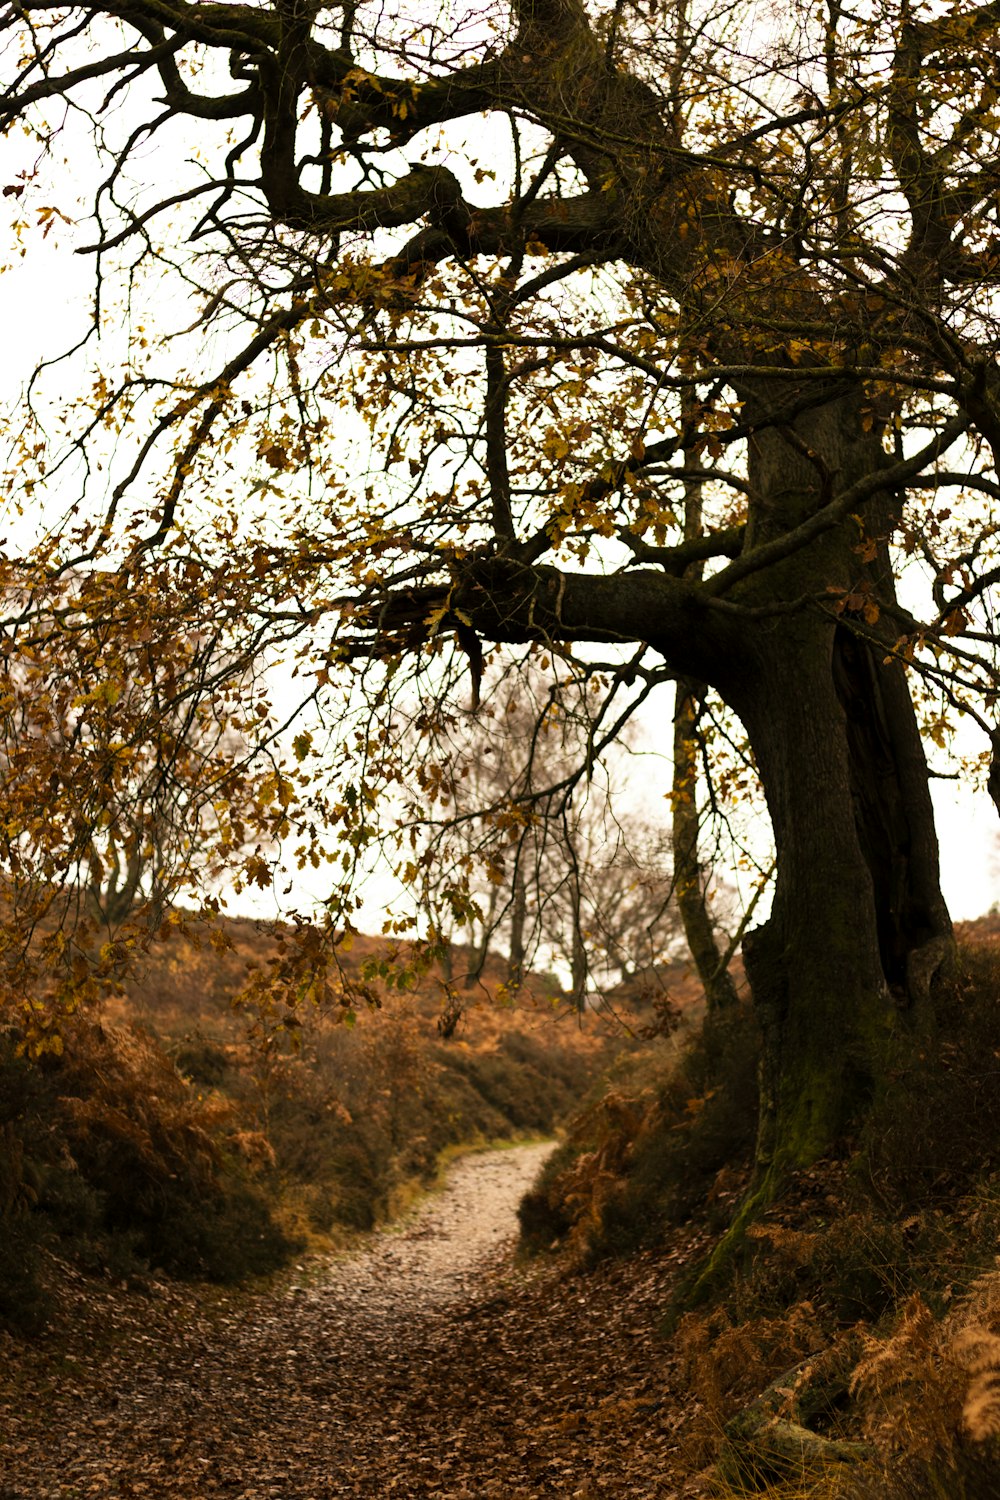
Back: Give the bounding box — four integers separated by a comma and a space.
552, 811, 685, 998
3, 0, 1000, 1200
404, 659, 692, 1007
4, 606, 265, 934
0, 567, 282, 1032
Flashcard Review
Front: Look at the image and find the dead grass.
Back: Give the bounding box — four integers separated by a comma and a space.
519, 931, 1000, 1496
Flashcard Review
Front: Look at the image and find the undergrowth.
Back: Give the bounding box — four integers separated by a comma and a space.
0, 1017, 295, 1331
521, 943, 1000, 1495
258, 1013, 602, 1241
0, 962, 608, 1332
519, 1004, 758, 1263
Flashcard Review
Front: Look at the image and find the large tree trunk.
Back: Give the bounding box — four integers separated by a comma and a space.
739, 635, 950, 1181
714, 389, 953, 1182
832, 624, 953, 1012
732, 621, 901, 1177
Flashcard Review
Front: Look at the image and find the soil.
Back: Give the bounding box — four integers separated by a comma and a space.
0, 1142, 706, 1499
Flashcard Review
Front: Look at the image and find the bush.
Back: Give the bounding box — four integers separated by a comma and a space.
0, 1017, 297, 1329
0, 957, 609, 1330
730, 1211, 927, 1329
518, 1158, 575, 1250
520, 1006, 759, 1262
173, 1035, 232, 1088
857, 944, 1000, 1211
261, 1009, 607, 1242
0, 1215, 49, 1335
146, 1178, 296, 1281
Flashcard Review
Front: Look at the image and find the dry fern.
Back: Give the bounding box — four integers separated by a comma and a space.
848, 1281, 1000, 1469
949, 1265, 1000, 1337
677, 1302, 823, 1432
850, 1294, 962, 1462
950, 1325, 1000, 1441
944, 1266, 1000, 1444
746, 1222, 822, 1271
535, 1087, 657, 1257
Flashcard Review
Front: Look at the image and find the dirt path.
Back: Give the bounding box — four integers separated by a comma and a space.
312, 1141, 557, 1324
0, 1143, 700, 1499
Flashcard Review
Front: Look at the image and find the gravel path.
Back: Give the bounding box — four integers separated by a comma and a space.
317, 1141, 556, 1323
0, 1141, 696, 1500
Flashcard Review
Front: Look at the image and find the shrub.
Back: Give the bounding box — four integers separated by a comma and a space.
145, 1178, 296, 1281
856, 944, 1000, 1213
730, 1212, 927, 1329
173, 1035, 232, 1088
520, 1006, 759, 1262
0, 1016, 297, 1328
0, 1215, 49, 1335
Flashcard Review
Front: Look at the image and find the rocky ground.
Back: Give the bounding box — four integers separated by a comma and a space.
0, 1143, 708, 1499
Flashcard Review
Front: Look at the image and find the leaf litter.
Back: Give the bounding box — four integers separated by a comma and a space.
0, 1142, 710, 1498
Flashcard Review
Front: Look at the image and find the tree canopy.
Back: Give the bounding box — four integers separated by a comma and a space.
3, 0, 1000, 1188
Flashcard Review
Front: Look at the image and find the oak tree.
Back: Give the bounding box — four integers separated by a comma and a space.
4, 0, 1000, 1198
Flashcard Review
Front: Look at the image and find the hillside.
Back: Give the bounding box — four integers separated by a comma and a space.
0, 910, 633, 1331
8, 920, 1000, 1494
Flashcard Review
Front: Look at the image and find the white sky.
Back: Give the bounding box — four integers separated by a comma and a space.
932, 778, 999, 920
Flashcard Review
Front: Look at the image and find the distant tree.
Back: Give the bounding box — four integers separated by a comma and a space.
0, 577, 277, 1024
406, 663, 703, 1008
532, 807, 688, 1008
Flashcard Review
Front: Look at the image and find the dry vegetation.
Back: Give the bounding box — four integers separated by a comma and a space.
518, 923, 1000, 1495
7, 920, 1000, 1496
0, 913, 617, 1333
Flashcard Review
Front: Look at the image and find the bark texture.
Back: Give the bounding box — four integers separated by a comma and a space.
718, 393, 953, 1175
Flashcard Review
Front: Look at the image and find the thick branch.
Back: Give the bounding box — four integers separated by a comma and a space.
362, 557, 727, 684
623, 526, 746, 574
310, 57, 504, 146
706, 412, 970, 599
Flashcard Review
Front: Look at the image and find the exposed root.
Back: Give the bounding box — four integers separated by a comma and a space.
719, 1351, 875, 1491
666, 1172, 779, 1327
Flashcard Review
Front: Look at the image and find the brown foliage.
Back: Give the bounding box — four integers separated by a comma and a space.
519, 1004, 758, 1262
1, 907, 614, 1329
675, 1301, 826, 1470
